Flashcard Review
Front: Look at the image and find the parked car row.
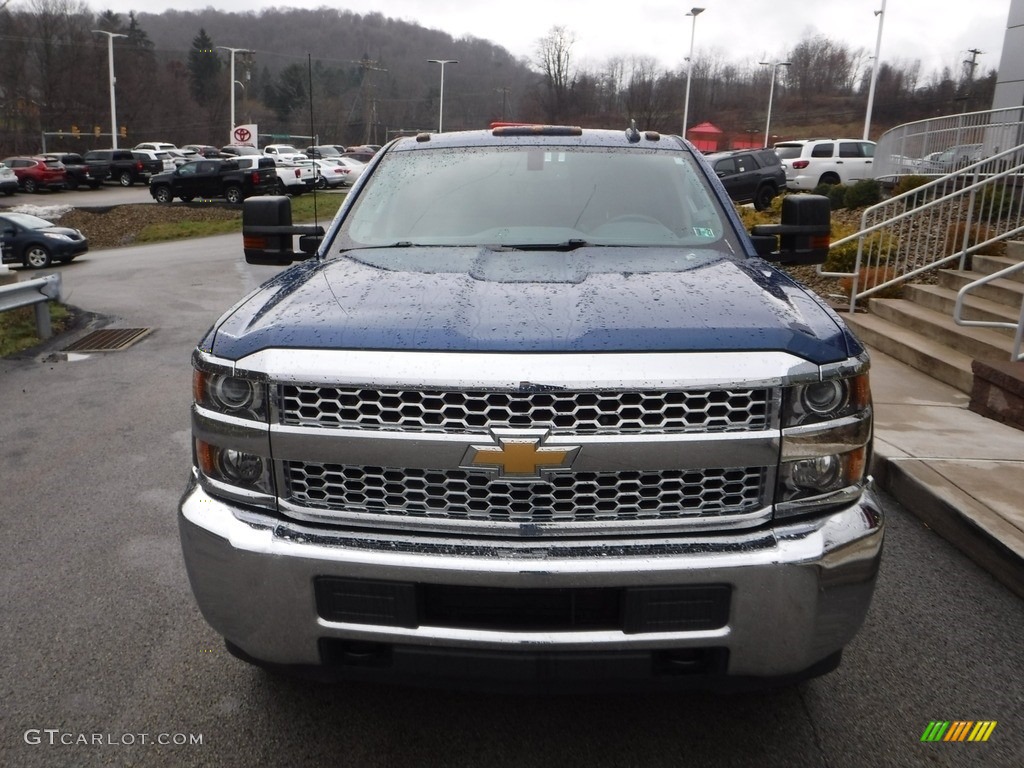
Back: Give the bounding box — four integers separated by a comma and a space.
1, 148, 175, 193
698, 138, 878, 208
1, 138, 374, 197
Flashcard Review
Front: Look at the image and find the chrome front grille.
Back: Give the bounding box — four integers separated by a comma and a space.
283, 463, 766, 523
278, 385, 771, 434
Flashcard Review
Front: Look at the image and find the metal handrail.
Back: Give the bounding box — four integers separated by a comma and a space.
820, 143, 1024, 316
953, 260, 1024, 362
873, 106, 1024, 179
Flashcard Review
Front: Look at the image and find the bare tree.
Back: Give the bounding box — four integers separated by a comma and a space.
623, 56, 674, 131
534, 25, 575, 122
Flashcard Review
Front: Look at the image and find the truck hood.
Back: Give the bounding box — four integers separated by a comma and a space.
208, 247, 857, 363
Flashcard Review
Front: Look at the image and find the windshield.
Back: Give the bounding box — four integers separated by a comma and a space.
774, 145, 803, 159
3, 213, 53, 229
337, 145, 734, 251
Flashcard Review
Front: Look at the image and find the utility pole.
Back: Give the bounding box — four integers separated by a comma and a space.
963, 48, 983, 81
354, 58, 387, 143
496, 87, 511, 121
93, 30, 127, 148
960, 48, 983, 112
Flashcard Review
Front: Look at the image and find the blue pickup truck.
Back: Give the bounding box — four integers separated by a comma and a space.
179, 125, 883, 692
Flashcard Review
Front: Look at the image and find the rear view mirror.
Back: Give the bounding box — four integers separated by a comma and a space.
242, 196, 324, 265
749, 194, 831, 265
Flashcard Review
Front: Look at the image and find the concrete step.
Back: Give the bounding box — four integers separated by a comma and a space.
1003, 240, 1024, 262
868, 299, 1016, 361
844, 312, 975, 392
972, 254, 1024, 283
904, 284, 1021, 337
938, 269, 1024, 309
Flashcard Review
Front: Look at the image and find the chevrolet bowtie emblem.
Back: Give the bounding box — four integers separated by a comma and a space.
462, 433, 579, 480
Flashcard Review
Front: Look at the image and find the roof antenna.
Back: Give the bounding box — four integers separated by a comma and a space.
625, 119, 641, 143
306, 53, 320, 257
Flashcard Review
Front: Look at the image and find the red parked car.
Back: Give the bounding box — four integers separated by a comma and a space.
1, 156, 67, 193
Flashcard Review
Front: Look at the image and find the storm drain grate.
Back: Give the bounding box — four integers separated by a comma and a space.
63, 328, 153, 352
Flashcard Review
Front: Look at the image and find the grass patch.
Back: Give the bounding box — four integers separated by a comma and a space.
137, 218, 243, 243
0, 303, 71, 356
133, 192, 345, 244
291, 191, 346, 222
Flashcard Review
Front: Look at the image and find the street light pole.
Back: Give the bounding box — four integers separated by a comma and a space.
681, 7, 705, 140
863, 0, 887, 140
93, 30, 127, 148
759, 60, 791, 148
427, 59, 458, 133
217, 47, 254, 142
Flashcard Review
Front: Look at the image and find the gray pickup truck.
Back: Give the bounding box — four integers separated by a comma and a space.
179, 124, 883, 692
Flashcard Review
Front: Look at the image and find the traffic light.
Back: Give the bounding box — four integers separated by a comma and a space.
119, 125, 127, 139
71, 125, 80, 138
94, 125, 101, 138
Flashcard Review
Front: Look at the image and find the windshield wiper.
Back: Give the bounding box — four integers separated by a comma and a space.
499, 239, 592, 252
337, 241, 419, 253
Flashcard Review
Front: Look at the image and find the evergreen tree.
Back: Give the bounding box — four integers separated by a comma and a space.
187, 28, 221, 107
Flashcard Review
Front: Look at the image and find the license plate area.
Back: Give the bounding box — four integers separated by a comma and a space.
314, 577, 731, 634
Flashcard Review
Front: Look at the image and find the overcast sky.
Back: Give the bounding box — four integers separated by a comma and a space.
95, 0, 1010, 79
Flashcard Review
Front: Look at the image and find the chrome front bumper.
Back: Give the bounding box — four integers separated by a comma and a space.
179, 472, 883, 682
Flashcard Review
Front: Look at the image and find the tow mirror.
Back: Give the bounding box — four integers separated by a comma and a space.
749, 194, 831, 265
242, 196, 324, 265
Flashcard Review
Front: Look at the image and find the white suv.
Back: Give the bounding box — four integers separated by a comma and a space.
134, 141, 177, 153
774, 139, 876, 190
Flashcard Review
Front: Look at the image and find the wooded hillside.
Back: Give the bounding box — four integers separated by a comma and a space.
0, 4, 997, 155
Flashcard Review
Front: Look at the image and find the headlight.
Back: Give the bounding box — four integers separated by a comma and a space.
777, 372, 872, 517
193, 367, 267, 421
784, 373, 870, 426
43, 232, 72, 241
195, 439, 274, 497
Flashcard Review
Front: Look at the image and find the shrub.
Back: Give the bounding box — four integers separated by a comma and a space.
827, 184, 848, 209
892, 175, 929, 197
811, 181, 847, 209
843, 179, 882, 209
733, 202, 774, 231
945, 221, 1008, 258
825, 222, 890, 274
972, 184, 1022, 222
838, 266, 904, 300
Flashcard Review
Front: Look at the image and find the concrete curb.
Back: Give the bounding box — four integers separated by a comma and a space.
871, 445, 1024, 599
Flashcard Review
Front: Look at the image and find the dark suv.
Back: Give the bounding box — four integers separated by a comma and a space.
43, 152, 106, 189
705, 148, 786, 211
83, 149, 148, 186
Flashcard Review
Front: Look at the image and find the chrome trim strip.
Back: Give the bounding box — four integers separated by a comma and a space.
268, 425, 781, 470
819, 351, 870, 381
192, 405, 270, 455
234, 349, 820, 390
780, 411, 872, 460
274, 498, 774, 536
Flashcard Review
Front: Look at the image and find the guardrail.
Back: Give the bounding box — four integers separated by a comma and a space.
873, 106, 1024, 179
0, 272, 64, 339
